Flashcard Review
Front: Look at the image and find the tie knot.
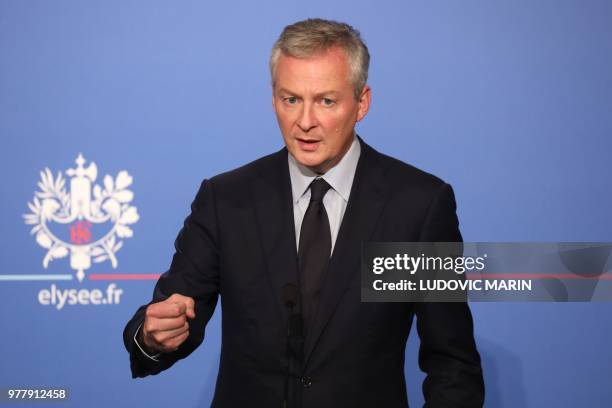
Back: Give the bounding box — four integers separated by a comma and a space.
309, 178, 331, 202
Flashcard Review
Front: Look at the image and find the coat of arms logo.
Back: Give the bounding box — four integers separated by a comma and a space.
23, 154, 139, 282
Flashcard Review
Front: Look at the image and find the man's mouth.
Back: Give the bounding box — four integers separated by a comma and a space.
296, 138, 321, 152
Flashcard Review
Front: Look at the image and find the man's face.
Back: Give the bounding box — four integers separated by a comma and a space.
272, 47, 371, 174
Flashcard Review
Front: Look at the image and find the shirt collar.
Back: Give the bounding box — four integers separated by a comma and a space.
288, 135, 361, 204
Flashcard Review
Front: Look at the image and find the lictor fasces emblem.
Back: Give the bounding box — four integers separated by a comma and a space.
24, 154, 139, 282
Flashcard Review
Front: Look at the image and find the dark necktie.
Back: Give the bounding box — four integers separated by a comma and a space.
298, 178, 332, 331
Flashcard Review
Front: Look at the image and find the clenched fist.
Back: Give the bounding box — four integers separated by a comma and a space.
140, 293, 196, 354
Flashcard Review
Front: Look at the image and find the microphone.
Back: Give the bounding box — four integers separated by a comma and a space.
282, 283, 302, 343
282, 283, 301, 408
283, 283, 298, 309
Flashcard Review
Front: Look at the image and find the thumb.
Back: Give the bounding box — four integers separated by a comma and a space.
168, 293, 196, 319
184, 296, 196, 319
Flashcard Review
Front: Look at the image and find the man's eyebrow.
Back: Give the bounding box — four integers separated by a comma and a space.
314, 91, 340, 98
277, 88, 298, 95
276, 89, 340, 98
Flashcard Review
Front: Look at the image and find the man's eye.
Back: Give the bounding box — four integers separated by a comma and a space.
322, 98, 335, 107
284, 97, 298, 105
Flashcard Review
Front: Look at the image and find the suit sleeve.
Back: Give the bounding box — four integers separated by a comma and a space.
123, 179, 221, 378
415, 183, 485, 407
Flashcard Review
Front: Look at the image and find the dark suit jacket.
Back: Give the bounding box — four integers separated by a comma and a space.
123, 139, 484, 407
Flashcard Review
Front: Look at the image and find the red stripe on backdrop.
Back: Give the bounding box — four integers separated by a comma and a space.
467, 273, 612, 280
89, 274, 161, 280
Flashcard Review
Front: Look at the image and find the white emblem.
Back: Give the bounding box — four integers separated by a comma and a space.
23, 154, 139, 282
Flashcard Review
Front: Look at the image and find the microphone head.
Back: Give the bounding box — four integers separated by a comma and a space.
282, 283, 298, 308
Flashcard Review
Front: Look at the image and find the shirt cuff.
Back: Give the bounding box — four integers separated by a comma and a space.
133, 322, 162, 362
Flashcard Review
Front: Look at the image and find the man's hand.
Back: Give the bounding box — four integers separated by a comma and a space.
141, 293, 196, 354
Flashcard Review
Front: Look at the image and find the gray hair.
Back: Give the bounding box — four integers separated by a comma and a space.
270, 18, 370, 100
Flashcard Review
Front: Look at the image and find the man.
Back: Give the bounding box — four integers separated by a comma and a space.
123, 18, 484, 407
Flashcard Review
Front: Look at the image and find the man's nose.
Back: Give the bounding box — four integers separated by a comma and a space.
297, 103, 317, 132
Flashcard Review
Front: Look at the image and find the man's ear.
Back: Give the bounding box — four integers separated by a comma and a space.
356, 85, 371, 122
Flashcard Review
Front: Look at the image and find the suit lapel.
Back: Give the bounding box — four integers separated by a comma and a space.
250, 148, 300, 322
303, 140, 392, 365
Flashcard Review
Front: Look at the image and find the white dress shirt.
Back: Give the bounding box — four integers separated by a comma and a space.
288, 136, 361, 254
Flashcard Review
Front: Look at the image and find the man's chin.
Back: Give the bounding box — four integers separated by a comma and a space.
293, 153, 328, 173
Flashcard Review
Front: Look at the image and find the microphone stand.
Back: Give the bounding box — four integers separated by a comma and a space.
283, 284, 299, 408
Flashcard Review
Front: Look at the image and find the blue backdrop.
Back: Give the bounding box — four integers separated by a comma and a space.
1, 1, 611, 407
